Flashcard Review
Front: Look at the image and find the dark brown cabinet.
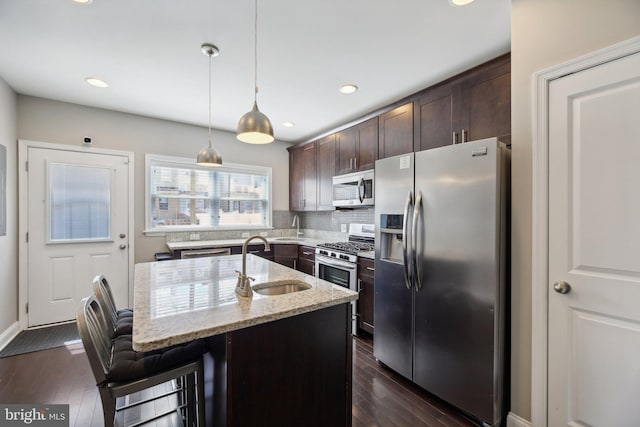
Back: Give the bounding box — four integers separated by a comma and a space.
414, 83, 457, 151
458, 57, 511, 144
231, 244, 274, 261
316, 135, 336, 211
289, 55, 510, 210
336, 117, 378, 175
289, 143, 317, 212
273, 244, 298, 269
222, 304, 352, 427
415, 55, 511, 151
378, 102, 414, 159
297, 245, 316, 276
357, 257, 375, 334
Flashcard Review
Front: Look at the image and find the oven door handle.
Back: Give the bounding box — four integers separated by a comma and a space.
316, 255, 357, 270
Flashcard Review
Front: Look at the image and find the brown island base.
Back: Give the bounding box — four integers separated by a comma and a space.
132, 255, 357, 427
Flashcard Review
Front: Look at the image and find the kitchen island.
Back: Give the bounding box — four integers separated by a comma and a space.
133, 254, 357, 427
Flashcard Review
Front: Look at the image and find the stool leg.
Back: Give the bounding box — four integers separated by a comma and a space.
197, 361, 205, 426
186, 371, 196, 426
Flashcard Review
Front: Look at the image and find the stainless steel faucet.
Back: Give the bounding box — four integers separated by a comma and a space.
235, 235, 271, 297
292, 215, 303, 238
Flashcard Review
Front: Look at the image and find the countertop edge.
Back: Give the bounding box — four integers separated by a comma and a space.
133, 295, 356, 352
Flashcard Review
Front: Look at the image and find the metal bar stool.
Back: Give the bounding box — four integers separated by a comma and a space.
77, 296, 206, 427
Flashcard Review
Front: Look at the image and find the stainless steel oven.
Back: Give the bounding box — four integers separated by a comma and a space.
315, 252, 358, 334
315, 224, 375, 335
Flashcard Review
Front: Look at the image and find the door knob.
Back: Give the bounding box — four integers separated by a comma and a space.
119, 233, 126, 239
119, 244, 127, 250
553, 280, 571, 294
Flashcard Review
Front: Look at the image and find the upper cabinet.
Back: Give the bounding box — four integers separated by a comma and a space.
289, 143, 317, 212
415, 55, 511, 151
316, 134, 336, 211
414, 83, 457, 151
379, 102, 414, 159
336, 117, 379, 174
288, 54, 510, 212
458, 57, 511, 144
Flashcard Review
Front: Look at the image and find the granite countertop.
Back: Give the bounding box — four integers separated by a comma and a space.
132, 254, 358, 352
166, 237, 324, 251
358, 250, 374, 260
166, 237, 376, 260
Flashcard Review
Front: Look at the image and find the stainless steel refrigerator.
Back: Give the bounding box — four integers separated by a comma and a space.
374, 137, 509, 427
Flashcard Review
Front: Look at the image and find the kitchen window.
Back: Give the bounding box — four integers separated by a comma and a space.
145, 154, 272, 233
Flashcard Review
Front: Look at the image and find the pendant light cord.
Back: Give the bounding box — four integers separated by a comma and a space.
208, 50, 212, 145
253, 0, 258, 100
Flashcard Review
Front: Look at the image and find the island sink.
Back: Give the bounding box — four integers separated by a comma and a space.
253, 279, 312, 295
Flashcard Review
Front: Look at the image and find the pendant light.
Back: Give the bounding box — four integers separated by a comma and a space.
197, 43, 223, 166
237, 0, 274, 144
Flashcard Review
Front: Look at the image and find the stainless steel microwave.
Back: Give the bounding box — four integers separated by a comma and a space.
332, 170, 374, 208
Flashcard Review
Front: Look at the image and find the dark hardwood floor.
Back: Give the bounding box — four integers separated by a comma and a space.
352, 333, 476, 427
0, 335, 477, 427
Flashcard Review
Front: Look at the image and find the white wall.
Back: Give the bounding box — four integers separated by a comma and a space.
0, 78, 18, 335
17, 96, 292, 263
510, 0, 640, 422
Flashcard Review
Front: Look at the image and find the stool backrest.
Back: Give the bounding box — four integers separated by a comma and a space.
76, 296, 112, 386
93, 275, 118, 333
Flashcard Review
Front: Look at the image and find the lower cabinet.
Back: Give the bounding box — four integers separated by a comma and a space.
216, 304, 352, 427
357, 258, 375, 334
297, 245, 316, 276
231, 244, 274, 261
273, 244, 298, 269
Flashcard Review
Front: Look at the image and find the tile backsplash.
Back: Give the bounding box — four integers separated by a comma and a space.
302, 208, 374, 232
163, 209, 374, 243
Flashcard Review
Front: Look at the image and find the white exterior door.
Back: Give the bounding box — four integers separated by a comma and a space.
26, 146, 131, 327
547, 51, 640, 426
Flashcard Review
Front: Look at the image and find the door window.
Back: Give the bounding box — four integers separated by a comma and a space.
48, 162, 112, 242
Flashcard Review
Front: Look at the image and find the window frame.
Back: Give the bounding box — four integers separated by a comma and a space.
144, 154, 273, 235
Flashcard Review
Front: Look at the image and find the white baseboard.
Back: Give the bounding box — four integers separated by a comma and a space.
507, 412, 532, 427
0, 322, 21, 352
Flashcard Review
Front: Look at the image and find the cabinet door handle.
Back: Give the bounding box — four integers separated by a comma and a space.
357, 278, 362, 293
302, 251, 313, 255
452, 131, 457, 145
354, 157, 357, 169
366, 267, 375, 271
294, 259, 297, 270
461, 129, 466, 143
349, 158, 353, 169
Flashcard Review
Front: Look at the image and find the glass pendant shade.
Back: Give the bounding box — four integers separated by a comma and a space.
196, 142, 222, 166
237, 100, 274, 144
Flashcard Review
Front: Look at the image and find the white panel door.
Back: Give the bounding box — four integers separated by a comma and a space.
548, 51, 640, 426
27, 147, 130, 327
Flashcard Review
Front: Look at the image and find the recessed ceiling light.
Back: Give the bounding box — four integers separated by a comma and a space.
282, 122, 295, 128
72, 0, 93, 4
449, 0, 475, 6
339, 84, 358, 94
85, 77, 108, 88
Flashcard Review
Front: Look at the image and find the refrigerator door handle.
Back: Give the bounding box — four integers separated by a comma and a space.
402, 190, 413, 289
412, 191, 423, 291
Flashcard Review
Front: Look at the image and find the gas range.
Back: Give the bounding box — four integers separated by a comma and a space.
315, 224, 374, 336
315, 224, 375, 263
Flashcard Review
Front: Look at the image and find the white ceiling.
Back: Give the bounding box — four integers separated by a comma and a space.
0, 0, 510, 143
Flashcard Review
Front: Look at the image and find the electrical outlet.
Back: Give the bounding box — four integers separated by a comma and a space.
189, 233, 200, 241
260, 231, 268, 237
241, 232, 250, 238
341, 224, 347, 233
